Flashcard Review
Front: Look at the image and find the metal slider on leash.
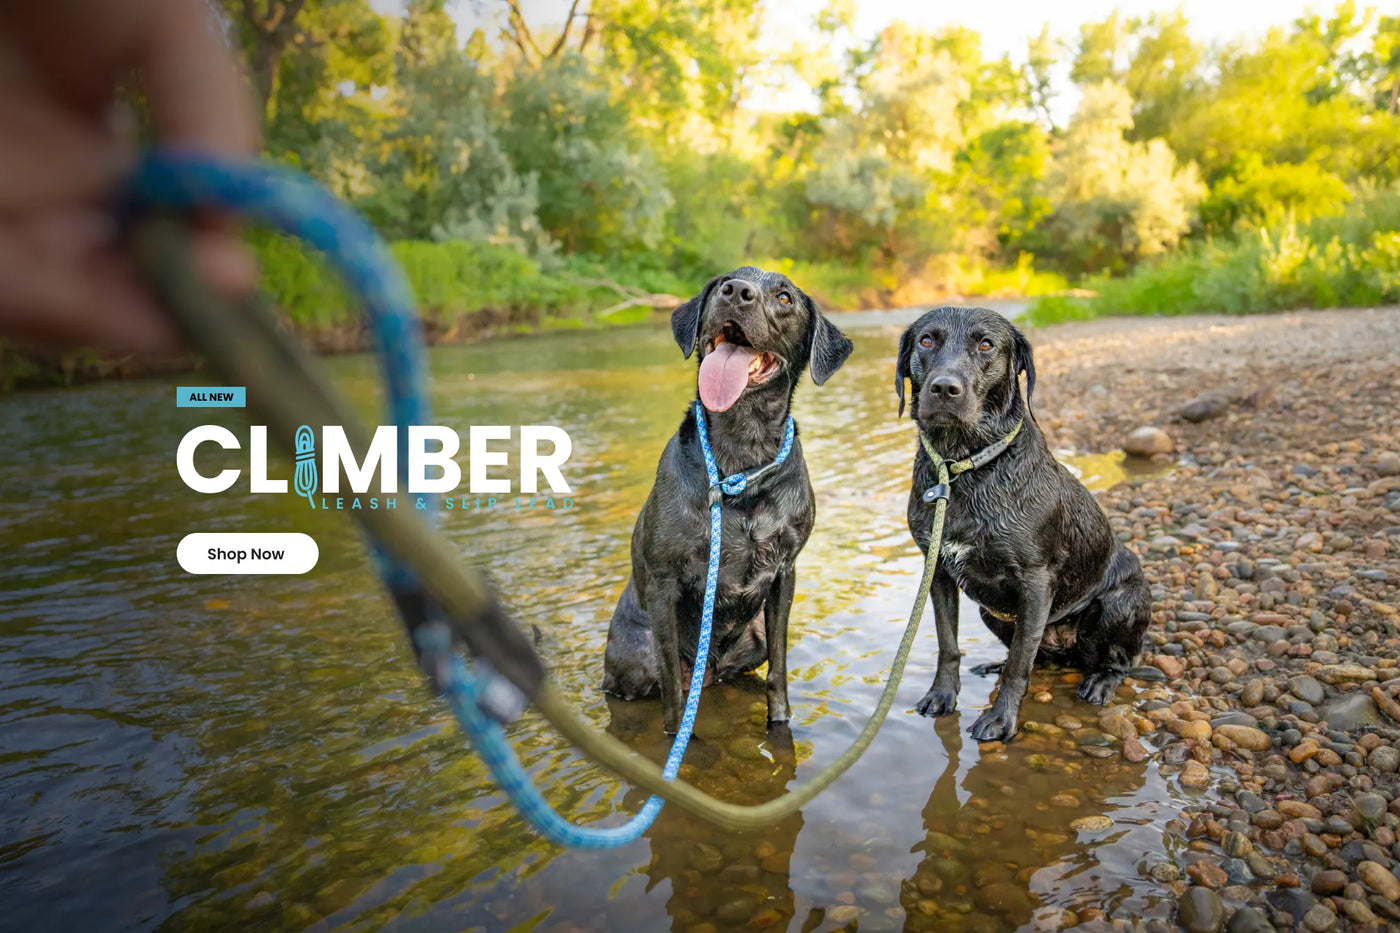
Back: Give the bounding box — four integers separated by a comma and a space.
920, 421, 1024, 504
710, 460, 778, 505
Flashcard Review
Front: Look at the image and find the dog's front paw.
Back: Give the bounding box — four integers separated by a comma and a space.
1078, 671, 1124, 705
915, 686, 958, 717
968, 705, 1021, 742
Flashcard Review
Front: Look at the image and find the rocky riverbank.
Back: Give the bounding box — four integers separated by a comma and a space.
1010, 308, 1400, 932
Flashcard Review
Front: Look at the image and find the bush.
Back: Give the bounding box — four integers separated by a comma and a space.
1026, 188, 1400, 325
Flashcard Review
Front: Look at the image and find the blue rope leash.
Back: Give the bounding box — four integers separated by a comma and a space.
419, 403, 794, 847
128, 151, 798, 848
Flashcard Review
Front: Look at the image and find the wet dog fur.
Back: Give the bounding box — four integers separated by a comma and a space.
896, 306, 1150, 742
602, 267, 853, 733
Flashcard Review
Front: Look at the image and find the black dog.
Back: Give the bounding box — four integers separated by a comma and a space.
896, 306, 1150, 742
603, 267, 853, 732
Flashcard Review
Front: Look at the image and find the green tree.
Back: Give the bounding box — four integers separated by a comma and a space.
1040, 82, 1205, 272
1124, 9, 1202, 141
499, 55, 671, 254
358, 0, 545, 247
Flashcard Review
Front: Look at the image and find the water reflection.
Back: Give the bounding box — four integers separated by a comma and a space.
0, 322, 1180, 932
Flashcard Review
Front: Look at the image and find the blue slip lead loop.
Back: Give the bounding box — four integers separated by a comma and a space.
694, 400, 797, 498
409, 402, 798, 847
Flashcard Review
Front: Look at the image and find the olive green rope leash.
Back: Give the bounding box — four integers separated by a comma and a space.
135, 216, 1020, 835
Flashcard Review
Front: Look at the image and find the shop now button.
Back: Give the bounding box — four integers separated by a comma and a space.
178, 533, 318, 574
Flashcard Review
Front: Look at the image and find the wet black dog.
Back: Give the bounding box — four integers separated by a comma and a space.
896, 307, 1150, 742
603, 267, 853, 732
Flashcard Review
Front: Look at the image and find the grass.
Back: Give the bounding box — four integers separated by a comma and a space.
1024, 189, 1400, 326
1026, 190, 1400, 327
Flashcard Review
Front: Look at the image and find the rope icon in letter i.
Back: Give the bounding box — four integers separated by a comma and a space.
293, 425, 318, 509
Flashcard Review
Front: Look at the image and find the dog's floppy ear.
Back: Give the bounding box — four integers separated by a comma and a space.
895, 324, 918, 417
1011, 324, 1036, 405
671, 276, 721, 359
804, 294, 853, 386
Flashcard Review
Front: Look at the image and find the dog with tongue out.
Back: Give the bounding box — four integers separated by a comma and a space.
603, 266, 853, 734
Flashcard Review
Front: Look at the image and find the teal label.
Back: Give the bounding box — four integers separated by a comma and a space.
176, 386, 246, 408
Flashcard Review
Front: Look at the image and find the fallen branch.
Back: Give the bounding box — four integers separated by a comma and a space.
596, 294, 683, 319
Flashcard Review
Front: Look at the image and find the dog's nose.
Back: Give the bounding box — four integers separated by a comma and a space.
928, 376, 964, 398
719, 279, 757, 307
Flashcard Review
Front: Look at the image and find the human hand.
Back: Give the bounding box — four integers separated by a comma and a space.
0, 0, 260, 352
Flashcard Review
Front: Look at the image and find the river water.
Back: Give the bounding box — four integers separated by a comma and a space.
1, 320, 1185, 932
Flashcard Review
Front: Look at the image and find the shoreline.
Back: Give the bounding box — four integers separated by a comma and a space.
1022, 307, 1400, 931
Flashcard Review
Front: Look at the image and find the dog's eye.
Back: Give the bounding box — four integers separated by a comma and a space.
978, 338, 994, 352
776, 291, 791, 305
919, 335, 933, 348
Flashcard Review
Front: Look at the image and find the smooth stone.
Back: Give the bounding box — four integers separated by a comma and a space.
1211, 712, 1258, 729
1181, 760, 1211, 787
1222, 831, 1253, 857
1225, 906, 1276, 933
1370, 746, 1400, 772
1149, 862, 1181, 882
1265, 888, 1317, 922
1236, 790, 1267, 813
689, 842, 725, 872
1215, 724, 1272, 750
1181, 394, 1231, 422
1246, 851, 1277, 880
1221, 857, 1255, 885
1301, 904, 1336, 931
1319, 693, 1379, 731
1128, 665, 1167, 682
1357, 860, 1400, 900
1071, 815, 1113, 832
1312, 869, 1349, 896
1178, 886, 1226, 933
1126, 426, 1174, 457
714, 896, 758, 922
1289, 675, 1326, 706
1356, 792, 1389, 829
973, 881, 1032, 916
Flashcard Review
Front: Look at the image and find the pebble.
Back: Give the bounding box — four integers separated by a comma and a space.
1099, 712, 1136, 740
826, 905, 861, 925
1181, 394, 1231, 422
1318, 692, 1379, 731
1213, 724, 1271, 751
1122, 735, 1149, 762
1311, 869, 1348, 896
1149, 862, 1181, 882
1187, 861, 1229, 888
1178, 886, 1226, 932
1180, 761, 1211, 787
1289, 675, 1326, 705
1181, 720, 1212, 743
1125, 426, 1174, 457
1070, 815, 1113, 832
1371, 746, 1400, 773
1221, 830, 1252, 857
1355, 792, 1388, 828
1301, 903, 1336, 931
1224, 906, 1276, 933
1357, 860, 1400, 900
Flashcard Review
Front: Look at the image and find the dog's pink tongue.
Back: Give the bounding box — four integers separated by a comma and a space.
698, 342, 759, 412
